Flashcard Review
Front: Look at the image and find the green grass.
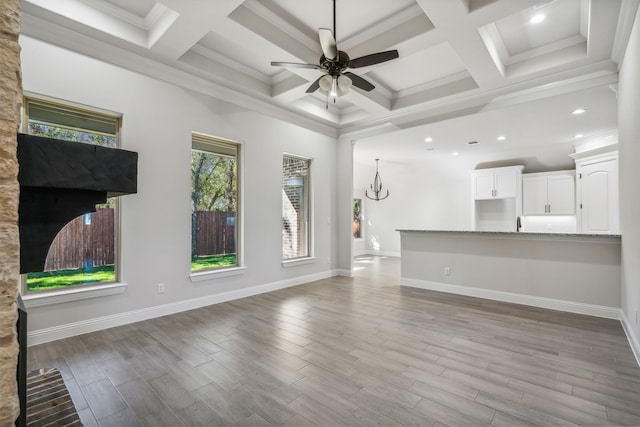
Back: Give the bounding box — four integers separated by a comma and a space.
27, 265, 115, 291
191, 254, 237, 271
25, 254, 237, 291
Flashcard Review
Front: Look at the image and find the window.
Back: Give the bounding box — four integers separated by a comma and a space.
22, 98, 121, 292
282, 154, 311, 260
191, 134, 239, 272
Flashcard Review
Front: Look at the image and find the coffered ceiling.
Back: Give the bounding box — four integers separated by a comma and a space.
20, 0, 639, 166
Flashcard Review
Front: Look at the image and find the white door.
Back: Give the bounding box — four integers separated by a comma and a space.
522, 176, 547, 215
474, 173, 495, 199
547, 175, 575, 215
494, 170, 517, 198
578, 159, 618, 234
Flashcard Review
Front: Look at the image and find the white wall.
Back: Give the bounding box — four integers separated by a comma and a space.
400, 231, 621, 317
618, 6, 640, 358
353, 160, 414, 256
20, 36, 338, 337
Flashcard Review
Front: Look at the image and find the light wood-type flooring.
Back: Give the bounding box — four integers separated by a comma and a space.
28, 256, 640, 426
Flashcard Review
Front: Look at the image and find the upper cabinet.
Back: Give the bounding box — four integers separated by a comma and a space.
472, 166, 524, 200
571, 148, 619, 235
522, 171, 575, 215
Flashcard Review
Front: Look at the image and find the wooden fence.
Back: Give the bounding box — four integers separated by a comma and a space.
194, 211, 236, 256
45, 208, 114, 271
44, 209, 236, 270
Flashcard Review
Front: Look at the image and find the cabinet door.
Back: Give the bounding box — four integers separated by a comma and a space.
522, 176, 547, 215
474, 173, 495, 199
579, 160, 618, 234
547, 175, 575, 215
494, 170, 517, 198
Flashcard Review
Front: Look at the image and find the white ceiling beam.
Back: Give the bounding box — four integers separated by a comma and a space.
146, 1, 244, 61
414, 0, 543, 90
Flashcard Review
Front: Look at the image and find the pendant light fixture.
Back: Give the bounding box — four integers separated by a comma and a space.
365, 159, 390, 201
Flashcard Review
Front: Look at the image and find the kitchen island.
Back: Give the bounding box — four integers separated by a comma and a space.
398, 230, 621, 318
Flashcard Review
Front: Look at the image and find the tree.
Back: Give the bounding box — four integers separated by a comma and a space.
191, 151, 237, 258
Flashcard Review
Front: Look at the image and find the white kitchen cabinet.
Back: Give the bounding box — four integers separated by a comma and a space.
472, 166, 523, 200
522, 171, 575, 215
572, 149, 618, 234
471, 166, 524, 231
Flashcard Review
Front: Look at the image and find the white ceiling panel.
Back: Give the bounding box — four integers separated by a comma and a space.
101, 0, 157, 19
495, 0, 582, 56
369, 43, 467, 92
268, 0, 416, 42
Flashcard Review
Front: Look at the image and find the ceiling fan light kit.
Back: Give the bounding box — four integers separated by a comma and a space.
319, 74, 352, 97
270, 0, 399, 104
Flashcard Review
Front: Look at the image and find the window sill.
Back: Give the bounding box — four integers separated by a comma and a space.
282, 257, 317, 268
22, 282, 127, 308
190, 266, 247, 283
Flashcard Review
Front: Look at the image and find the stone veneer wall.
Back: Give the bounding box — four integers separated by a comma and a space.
0, 0, 22, 424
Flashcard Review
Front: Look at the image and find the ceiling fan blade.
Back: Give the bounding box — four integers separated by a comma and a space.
348, 50, 399, 68
306, 76, 323, 93
344, 72, 375, 92
319, 28, 337, 60
271, 61, 320, 70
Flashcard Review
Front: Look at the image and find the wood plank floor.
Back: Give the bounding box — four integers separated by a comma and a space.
28, 256, 640, 426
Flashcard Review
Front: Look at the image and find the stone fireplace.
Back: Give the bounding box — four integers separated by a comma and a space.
0, 0, 22, 424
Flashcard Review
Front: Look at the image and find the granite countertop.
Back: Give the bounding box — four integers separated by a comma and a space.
396, 229, 621, 239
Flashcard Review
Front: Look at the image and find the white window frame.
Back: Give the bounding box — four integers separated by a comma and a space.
189, 133, 245, 282
20, 94, 126, 307
282, 153, 316, 267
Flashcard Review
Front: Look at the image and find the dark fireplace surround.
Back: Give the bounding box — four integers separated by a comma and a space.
15, 133, 138, 426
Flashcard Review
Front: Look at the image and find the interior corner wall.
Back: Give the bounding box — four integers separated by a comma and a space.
618, 5, 640, 355
19, 35, 338, 339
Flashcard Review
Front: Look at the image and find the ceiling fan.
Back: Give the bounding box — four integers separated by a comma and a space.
270, 0, 399, 99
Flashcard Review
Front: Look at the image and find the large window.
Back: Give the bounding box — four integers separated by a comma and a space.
191, 134, 239, 272
282, 154, 311, 260
23, 98, 121, 292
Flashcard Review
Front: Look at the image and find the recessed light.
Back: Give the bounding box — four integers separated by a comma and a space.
572, 108, 587, 115
425, 137, 433, 142
497, 135, 506, 141
452, 152, 459, 156
530, 14, 545, 24
574, 133, 584, 139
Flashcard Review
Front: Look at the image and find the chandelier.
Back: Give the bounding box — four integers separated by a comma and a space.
365, 159, 389, 201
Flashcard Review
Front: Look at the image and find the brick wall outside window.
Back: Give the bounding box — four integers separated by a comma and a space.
282, 156, 310, 259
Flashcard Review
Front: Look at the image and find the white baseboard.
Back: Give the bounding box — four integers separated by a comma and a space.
621, 311, 640, 368
400, 278, 622, 320
28, 270, 336, 346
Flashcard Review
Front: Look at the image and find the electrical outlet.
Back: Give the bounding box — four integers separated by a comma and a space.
327, 257, 331, 264
444, 266, 451, 276
157, 283, 165, 294
547, 224, 552, 230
